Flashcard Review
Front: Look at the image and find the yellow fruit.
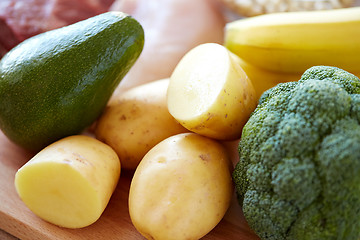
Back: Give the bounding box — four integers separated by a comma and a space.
225, 7, 360, 75
231, 54, 300, 100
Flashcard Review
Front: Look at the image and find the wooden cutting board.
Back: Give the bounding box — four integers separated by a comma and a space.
0, 131, 259, 240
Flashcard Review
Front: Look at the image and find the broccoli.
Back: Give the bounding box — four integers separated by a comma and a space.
233, 66, 360, 240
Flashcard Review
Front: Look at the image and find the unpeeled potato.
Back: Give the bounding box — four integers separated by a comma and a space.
129, 132, 233, 240
14, 135, 120, 228
167, 43, 257, 140
95, 79, 188, 170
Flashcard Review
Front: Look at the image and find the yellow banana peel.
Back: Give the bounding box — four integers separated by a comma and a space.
230, 54, 300, 100
232, 55, 360, 101
225, 7, 360, 75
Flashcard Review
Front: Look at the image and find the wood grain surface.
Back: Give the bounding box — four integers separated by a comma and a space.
0, 130, 259, 240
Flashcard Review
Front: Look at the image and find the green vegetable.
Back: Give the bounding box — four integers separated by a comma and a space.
233, 66, 360, 240
0, 11, 144, 151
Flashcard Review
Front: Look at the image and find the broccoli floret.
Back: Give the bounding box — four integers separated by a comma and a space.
233, 66, 360, 240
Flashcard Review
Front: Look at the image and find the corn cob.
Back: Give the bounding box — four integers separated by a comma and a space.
221, 0, 355, 17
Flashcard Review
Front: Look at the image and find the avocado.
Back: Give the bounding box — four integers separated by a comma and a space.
0, 11, 144, 151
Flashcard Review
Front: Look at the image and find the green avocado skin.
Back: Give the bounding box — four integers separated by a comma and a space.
0, 12, 144, 152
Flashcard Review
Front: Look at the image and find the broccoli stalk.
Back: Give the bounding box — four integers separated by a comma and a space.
233, 66, 360, 240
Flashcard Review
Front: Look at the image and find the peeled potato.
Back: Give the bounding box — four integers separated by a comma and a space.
95, 78, 188, 170
129, 132, 233, 240
167, 43, 257, 140
14, 135, 120, 228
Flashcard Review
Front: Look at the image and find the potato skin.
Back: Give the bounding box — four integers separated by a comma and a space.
167, 43, 257, 141
14, 135, 120, 228
129, 132, 233, 240
95, 79, 188, 170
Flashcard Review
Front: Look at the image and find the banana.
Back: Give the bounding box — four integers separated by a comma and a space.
224, 7, 360, 75
229, 53, 300, 99
231, 54, 360, 101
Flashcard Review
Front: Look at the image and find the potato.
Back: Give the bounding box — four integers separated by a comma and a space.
129, 132, 233, 240
14, 135, 120, 228
167, 43, 257, 140
95, 79, 188, 170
